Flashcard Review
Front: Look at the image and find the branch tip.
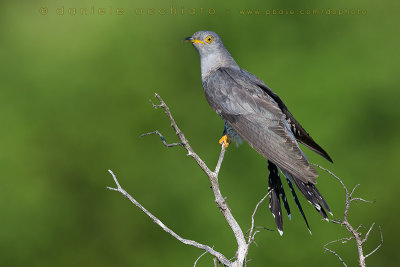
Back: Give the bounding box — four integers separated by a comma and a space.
194, 250, 209, 267
315, 164, 383, 266
140, 130, 184, 147
107, 186, 119, 191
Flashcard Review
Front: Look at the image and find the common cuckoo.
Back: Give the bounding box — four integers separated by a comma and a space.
184, 31, 333, 235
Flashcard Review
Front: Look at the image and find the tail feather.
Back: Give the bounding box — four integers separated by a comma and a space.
266, 163, 331, 235
289, 174, 331, 218
316, 206, 329, 220
312, 185, 332, 215
284, 173, 312, 234
267, 161, 291, 235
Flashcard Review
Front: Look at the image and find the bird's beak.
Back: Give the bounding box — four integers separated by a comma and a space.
183, 37, 204, 44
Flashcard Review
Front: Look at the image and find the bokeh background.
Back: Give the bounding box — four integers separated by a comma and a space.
1, 0, 399, 266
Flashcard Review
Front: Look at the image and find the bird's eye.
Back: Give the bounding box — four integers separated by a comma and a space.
205, 35, 214, 44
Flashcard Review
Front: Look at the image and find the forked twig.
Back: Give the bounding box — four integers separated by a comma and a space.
312, 163, 383, 267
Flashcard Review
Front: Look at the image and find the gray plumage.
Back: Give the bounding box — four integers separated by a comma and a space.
185, 31, 332, 234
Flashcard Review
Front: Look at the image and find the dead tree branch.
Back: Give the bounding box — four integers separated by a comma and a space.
107, 170, 231, 266
312, 164, 383, 267
108, 93, 270, 267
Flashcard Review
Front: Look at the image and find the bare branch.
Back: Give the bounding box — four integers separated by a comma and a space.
323, 245, 348, 267
324, 237, 354, 246
349, 184, 360, 198
365, 226, 383, 259
362, 223, 375, 244
350, 198, 375, 204
194, 250, 209, 267
312, 163, 349, 196
140, 130, 183, 147
313, 164, 383, 267
107, 170, 231, 266
147, 94, 217, 182
214, 143, 226, 175
355, 224, 366, 232
330, 219, 344, 225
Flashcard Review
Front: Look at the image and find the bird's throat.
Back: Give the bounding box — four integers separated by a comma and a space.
200, 52, 239, 80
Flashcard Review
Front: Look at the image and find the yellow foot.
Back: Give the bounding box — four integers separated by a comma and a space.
219, 135, 230, 148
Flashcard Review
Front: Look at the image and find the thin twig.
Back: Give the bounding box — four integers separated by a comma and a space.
364, 226, 383, 258
311, 163, 349, 196
214, 257, 218, 267
350, 198, 375, 204
140, 130, 184, 147
349, 184, 360, 198
194, 250, 209, 267
355, 224, 366, 232
323, 245, 348, 267
362, 223, 375, 244
324, 237, 354, 246
247, 191, 271, 246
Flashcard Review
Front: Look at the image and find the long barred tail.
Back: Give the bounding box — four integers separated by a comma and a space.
267, 161, 291, 236
282, 170, 332, 220
267, 161, 331, 235
284, 174, 312, 234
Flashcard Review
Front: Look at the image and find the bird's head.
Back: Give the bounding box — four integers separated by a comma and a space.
184, 31, 225, 56
184, 31, 238, 78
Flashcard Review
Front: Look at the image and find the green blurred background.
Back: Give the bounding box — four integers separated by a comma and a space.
1, 0, 399, 266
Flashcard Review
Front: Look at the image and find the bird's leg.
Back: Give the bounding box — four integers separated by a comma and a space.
219, 126, 230, 148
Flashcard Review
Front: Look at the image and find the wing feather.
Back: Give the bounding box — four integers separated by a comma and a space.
203, 67, 318, 183
240, 69, 333, 163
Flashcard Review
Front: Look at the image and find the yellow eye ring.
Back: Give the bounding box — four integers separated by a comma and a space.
205, 35, 214, 44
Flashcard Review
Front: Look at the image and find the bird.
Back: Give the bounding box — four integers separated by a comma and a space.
184, 31, 333, 235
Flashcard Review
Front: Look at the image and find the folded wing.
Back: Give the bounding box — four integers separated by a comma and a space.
203, 67, 319, 184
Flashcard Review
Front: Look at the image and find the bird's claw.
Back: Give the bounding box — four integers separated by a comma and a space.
219, 135, 230, 148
